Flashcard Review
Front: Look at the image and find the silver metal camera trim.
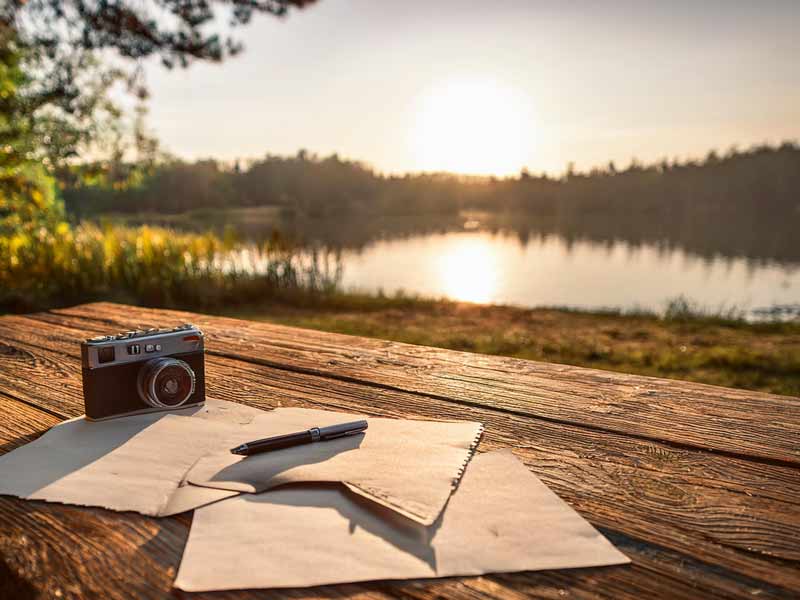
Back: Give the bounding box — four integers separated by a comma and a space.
81, 324, 204, 370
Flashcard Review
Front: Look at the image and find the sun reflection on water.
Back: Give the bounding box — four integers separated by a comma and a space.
436, 237, 499, 303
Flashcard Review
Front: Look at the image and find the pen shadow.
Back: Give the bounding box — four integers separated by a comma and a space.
0, 405, 208, 498
242, 482, 440, 572
196, 433, 365, 492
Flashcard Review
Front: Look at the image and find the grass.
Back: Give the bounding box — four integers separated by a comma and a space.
222, 292, 800, 397
4, 216, 797, 397
0, 221, 332, 313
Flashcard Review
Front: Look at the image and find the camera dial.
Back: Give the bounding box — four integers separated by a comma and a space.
137, 357, 196, 409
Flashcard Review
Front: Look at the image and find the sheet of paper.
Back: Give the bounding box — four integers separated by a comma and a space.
0, 400, 262, 516
174, 450, 630, 591
0, 401, 480, 523
186, 407, 484, 525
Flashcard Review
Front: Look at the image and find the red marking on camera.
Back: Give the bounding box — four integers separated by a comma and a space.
183, 335, 201, 342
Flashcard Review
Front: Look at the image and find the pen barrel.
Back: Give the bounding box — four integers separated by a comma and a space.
245, 430, 313, 453
318, 420, 368, 439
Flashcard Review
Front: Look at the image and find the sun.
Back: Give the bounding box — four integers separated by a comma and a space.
436, 236, 499, 304
411, 78, 533, 176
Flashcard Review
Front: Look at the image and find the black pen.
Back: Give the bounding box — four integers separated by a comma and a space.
230, 420, 368, 456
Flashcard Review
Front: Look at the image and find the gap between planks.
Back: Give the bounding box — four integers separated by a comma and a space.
34, 304, 800, 469
1, 315, 800, 588
5, 313, 800, 503
0, 396, 795, 600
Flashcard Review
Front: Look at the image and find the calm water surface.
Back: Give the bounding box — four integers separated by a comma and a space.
335, 231, 799, 313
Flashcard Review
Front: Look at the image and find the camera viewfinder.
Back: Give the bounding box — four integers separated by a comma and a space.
97, 346, 115, 364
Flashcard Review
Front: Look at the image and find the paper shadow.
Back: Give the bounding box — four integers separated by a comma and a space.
200, 432, 365, 492
0, 405, 206, 498
243, 481, 438, 572
0, 430, 48, 456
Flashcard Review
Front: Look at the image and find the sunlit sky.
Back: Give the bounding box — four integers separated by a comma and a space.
143, 0, 800, 176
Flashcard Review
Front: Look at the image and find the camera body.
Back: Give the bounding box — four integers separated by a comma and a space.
81, 324, 205, 421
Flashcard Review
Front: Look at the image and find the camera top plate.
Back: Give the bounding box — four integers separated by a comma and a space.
86, 323, 196, 344
81, 324, 204, 369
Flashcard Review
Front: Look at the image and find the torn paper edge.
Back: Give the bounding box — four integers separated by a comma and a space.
343, 421, 484, 526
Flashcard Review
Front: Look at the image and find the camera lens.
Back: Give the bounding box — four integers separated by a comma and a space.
137, 358, 196, 409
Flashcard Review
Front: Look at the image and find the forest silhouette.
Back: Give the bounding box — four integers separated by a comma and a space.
63, 142, 800, 264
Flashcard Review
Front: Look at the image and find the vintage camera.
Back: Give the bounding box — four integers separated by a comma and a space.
80, 324, 206, 421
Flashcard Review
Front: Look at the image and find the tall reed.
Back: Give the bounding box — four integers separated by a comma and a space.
0, 222, 337, 312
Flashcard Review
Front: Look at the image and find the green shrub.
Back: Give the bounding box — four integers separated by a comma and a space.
0, 221, 333, 312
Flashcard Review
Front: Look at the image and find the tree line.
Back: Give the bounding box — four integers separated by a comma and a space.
63, 142, 800, 226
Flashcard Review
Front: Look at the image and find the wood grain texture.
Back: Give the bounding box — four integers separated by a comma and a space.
0, 443, 792, 600
47, 303, 800, 466
2, 318, 800, 567
0, 393, 61, 453
0, 304, 799, 599
1, 493, 786, 600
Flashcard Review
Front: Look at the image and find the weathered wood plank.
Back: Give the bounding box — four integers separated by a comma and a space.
0, 393, 61, 453
0, 395, 789, 599
0, 462, 792, 600
1, 314, 799, 595
5, 313, 800, 508
2, 495, 788, 600
44, 303, 800, 466
5, 314, 800, 508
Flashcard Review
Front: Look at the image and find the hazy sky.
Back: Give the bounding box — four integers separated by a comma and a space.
144, 0, 800, 175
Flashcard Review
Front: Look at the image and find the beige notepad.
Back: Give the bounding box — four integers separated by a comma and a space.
187, 407, 484, 525
174, 450, 630, 591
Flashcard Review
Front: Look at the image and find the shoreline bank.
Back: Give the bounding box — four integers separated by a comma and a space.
219, 294, 800, 397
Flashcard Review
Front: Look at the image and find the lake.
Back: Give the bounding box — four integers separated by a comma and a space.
334, 230, 799, 316
112, 208, 800, 317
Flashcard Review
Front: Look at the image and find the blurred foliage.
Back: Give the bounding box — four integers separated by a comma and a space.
0, 25, 321, 314
2, 0, 315, 131
0, 20, 133, 241
61, 143, 800, 265
0, 24, 65, 236
0, 21, 131, 169
1, 0, 317, 229
0, 221, 335, 312
5, 1, 314, 72
0, 162, 63, 235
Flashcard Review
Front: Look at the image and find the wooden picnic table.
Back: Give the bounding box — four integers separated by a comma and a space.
0, 302, 798, 599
